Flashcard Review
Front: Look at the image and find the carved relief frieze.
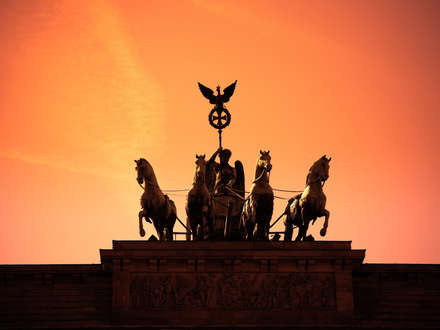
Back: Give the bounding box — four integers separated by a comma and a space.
129, 272, 335, 311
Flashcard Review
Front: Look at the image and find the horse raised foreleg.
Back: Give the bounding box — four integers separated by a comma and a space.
138, 210, 146, 237
320, 209, 330, 236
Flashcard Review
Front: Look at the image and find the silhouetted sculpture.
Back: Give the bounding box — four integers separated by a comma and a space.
135, 158, 177, 241
186, 154, 213, 240
240, 150, 274, 240
209, 147, 236, 195
207, 147, 245, 240
284, 155, 331, 241
199, 81, 237, 148
198, 81, 237, 110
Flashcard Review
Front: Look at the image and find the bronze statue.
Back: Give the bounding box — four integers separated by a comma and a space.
284, 155, 331, 241
198, 81, 237, 110
240, 150, 274, 240
135, 158, 177, 241
185, 154, 213, 240
207, 147, 245, 240
208, 147, 236, 195
199, 81, 236, 148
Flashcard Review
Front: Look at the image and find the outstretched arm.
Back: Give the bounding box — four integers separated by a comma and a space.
208, 147, 222, 163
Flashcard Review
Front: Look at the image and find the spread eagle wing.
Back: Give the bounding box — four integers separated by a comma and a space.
221, 80, 237, 103
197, 82, 217, 104
233, 160, 245, 198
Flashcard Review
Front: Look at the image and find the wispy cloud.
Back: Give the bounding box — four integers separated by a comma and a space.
0, 0, 166, 179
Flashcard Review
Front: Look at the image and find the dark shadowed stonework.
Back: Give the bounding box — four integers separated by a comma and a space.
1, 241, 439, 329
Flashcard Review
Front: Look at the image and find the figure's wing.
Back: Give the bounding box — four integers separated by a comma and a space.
198, 82, 216, 104
221, 80, 237, 103
233, 160, 245, 198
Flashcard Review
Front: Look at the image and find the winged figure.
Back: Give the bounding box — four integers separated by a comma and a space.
198, 80, 237, 109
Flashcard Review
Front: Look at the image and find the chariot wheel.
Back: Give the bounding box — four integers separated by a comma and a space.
209, 108, 231, 130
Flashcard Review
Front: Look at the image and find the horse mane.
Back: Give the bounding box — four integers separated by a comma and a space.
309, 157, 326, 174
254, 161, 268, 184
140, 158, 160, 189
192, 156, 206, 184
310, 158, 322, 170
307, 156, 329, 185
254, 157, 264, 181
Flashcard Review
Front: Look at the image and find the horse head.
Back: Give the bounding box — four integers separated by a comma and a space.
134, 158, 151, 185
308, 155, 331, 184
194, 154, 206, 181
258, 150, 272, 172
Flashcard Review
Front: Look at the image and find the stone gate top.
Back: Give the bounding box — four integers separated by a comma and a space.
101, 241, 365, 327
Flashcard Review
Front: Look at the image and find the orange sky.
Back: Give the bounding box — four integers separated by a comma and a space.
0, 0, 439, 264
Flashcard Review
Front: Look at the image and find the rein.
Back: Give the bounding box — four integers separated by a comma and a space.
137, 168, 319, 200
224, 186, 249, 201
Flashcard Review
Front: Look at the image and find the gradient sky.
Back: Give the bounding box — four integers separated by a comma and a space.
0, 0, 439, 264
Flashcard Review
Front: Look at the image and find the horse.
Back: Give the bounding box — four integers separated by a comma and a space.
134, 158, 177, 241
185, 154, 213, 240
284, 155, 331, 241
240, 150, 274, 240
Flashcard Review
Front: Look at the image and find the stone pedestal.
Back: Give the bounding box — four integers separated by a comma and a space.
100, 241, 365, 327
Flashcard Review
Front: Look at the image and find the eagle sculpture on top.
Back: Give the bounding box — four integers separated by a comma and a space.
197, 80, 237, 109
